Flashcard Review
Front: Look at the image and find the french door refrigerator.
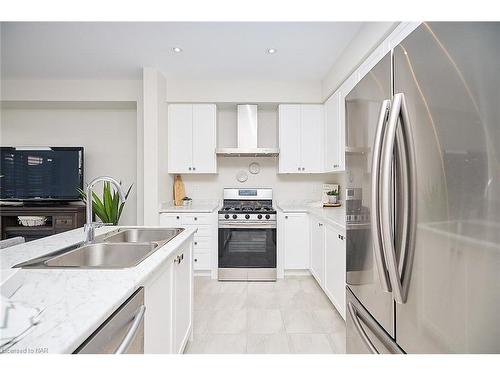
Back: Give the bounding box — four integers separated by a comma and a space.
345, 22, 500, 354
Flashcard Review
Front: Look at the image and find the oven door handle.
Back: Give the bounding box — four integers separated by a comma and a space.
218, 223, 276, 229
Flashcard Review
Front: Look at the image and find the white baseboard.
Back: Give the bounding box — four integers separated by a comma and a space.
284, 269, 312, 277
194, 270, 211, 277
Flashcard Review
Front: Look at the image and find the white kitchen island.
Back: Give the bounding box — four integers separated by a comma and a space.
0, 226, 195, 354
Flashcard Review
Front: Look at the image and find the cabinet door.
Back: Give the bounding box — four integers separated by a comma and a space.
168, 104, 193, 173
325, 226, 346, 319
172, 245, 192, 354
310, 217, 325, 286
283, 213, 310, 269
300, 105, 324, 173
192, 104, 217, 173
324, 92, 342, 172
278, 105, 302, 173
144, 262, 173, 353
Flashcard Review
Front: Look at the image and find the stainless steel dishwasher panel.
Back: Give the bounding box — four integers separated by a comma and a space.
74, 288, 145, 354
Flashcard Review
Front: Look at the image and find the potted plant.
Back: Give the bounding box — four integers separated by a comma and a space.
78, 182, 132, 225
326, 188, 339, 204
182, 196, 193, 206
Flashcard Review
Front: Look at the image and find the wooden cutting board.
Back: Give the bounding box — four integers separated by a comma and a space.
173, 175, 186, 206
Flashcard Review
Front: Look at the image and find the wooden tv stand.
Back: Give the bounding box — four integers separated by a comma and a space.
0, 203, 86, 242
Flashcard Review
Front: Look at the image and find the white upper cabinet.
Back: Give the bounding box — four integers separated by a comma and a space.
168, 104, 192, 174
168, 103, 217, 174
324, 91, 343, 172
279, 104, 324, 173
278, 104, 301, 173
192, 104, 217, 173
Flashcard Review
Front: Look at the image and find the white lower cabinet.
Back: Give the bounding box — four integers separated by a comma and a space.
159, 212, 217, 275
279, 212, 310, 270
172, 245, 192, 354
310, 216, 325, 286
144, 240, 193, 354
144, 258, 173, 354
324, 225, 346, 319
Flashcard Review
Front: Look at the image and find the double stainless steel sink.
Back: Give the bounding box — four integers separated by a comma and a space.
14, 228, 184, 269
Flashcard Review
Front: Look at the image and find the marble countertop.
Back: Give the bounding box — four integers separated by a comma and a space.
0, 226, 196, 354
276, 200, 346, 232
159, 199, 221, 213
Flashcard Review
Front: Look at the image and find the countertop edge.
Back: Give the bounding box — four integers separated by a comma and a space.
276, 203, 346, 232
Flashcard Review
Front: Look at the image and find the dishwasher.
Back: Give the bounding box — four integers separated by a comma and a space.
74, 288, 145, 354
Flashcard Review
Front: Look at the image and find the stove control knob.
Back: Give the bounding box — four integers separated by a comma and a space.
265, 214, 270, 219
224, 214, 230, 219
257, 214, 262, 219
245, 214, 250, 219
232, 214, 238, 219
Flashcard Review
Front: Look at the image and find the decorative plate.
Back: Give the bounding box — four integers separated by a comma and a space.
236, 170, 248, 183
249, 162, 260, 174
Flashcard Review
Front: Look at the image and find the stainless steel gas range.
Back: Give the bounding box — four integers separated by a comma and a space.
218, 188, 277, 281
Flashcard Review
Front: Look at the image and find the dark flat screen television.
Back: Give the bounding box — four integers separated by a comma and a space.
0, 147, 84, 202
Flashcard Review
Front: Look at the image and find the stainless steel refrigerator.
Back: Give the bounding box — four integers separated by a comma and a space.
345, 22, 500, 354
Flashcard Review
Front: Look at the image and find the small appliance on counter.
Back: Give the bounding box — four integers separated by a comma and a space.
322, 183, 341, 207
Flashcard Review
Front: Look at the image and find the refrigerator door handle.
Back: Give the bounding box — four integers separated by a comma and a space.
380, 92, 417, 304
348, 301, 379, 354
370, 99, 392, 292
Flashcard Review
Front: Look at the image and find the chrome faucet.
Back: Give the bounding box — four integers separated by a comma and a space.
84, 176, 126, 243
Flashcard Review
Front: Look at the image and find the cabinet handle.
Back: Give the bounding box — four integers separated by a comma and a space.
194, 241, 198, 245
297, 167, 301, 171
285, 216, 288, 219
319, 223, 323, 227
194, 217, 198, 221
302, 167, 305, 171
174, 255, 180, 264
180, 253, 184, 261
176, 216, 180, 219
188, 167, 192, 171
194, 258, 198, 262
193, 167, 196, 171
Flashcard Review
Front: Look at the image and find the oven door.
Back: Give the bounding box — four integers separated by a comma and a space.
218, 224, 276, 271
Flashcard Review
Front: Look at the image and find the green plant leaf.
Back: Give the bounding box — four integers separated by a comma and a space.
103, 182, 114, 223
91, 191, 107, 222
117, 184, 133, 223
110, 189, 119, 225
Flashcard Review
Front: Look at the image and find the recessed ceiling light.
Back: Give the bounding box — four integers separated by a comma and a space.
267, 48, 277, 54
173, 47, 183, 53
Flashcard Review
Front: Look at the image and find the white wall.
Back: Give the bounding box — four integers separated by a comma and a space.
166, 79, 322, 103
180, 157, 344, 203
141, 68, 171, 225
0, 106, 138, 225
321, 22, 398, 100
1, 79, 141, 102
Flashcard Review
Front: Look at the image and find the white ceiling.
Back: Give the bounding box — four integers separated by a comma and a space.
1, 22, 364, 81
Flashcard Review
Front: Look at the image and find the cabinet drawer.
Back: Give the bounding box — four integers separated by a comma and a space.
193, 238, 211, 251
193, 252, 210, 270
54, 216, 74, 228
181, 215, 211, 225
159, 215, 181, 227
192, 225, 212, 237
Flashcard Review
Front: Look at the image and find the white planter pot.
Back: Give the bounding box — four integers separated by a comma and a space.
328, 195, 338, 204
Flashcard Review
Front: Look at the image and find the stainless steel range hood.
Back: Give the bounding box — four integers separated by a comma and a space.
216, 104, 279, 157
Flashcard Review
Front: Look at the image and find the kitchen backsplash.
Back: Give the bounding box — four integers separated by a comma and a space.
179, 157, 345, 202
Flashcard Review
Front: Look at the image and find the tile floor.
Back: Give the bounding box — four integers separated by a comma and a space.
184, 275, 346, 354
